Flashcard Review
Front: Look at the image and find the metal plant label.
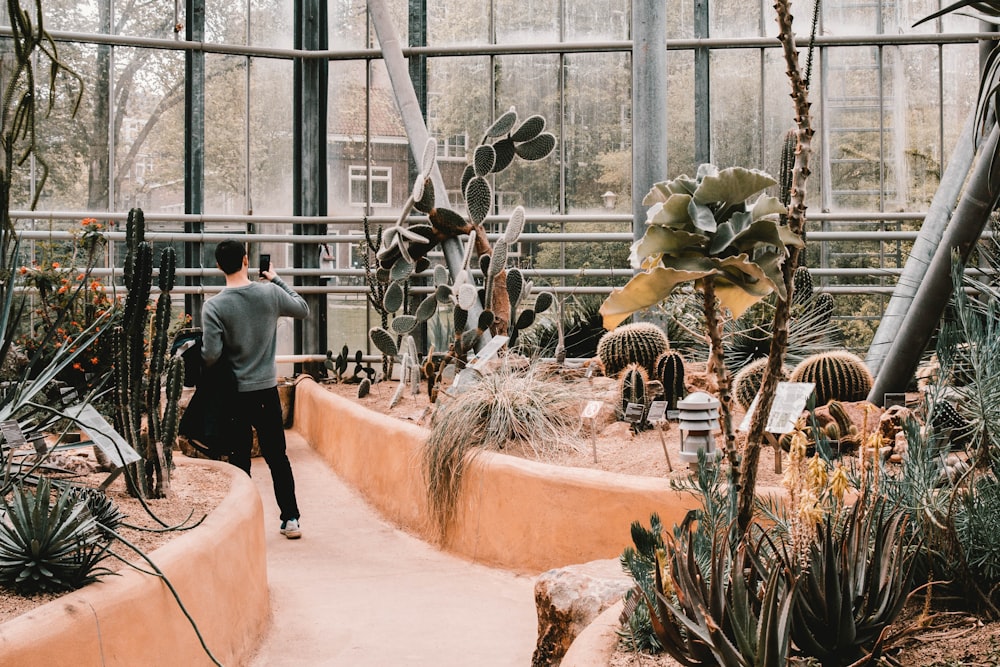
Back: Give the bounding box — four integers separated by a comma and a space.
647, 400, 667, 423
624, 402, 645, 423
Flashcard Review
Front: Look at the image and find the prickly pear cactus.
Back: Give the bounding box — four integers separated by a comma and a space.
790, 350, 873, 406
597, 322, 669, 378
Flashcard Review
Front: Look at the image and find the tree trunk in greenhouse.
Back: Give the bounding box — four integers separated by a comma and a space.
369, 0, 486, 335
866, 109, 978, 377
868, 123, 1000, 405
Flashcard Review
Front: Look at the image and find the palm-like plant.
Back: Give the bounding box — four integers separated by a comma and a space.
0, 477, 113, 594
600, 164, 803, 477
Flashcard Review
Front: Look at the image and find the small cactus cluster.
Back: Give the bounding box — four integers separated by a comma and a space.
596, 322, 670, 378
619, 363, 650, 433
791, 265, 834, 327
733, 357, 790, 410
112, 208, 184, 498
790, 350, 873, 406
325, 346, 376, 387
653, 350, 685, 411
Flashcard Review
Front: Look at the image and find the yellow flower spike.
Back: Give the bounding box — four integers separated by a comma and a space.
789, 430, 808, 462
807, 454, 828, 494
830, 464, 850, 503
798, 490, 824, 525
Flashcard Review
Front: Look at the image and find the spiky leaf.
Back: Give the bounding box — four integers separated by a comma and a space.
415, 294, 438, 321
415, 257, 431, 274
432, 207, 470, 236
454, 306, 469, 332
506, 268, 524, 307
474, 144, 497, 177
514, 132, 556, 161
433, 264, 449, 286
485, 107, 518, 137
369, 327, 398, 357
492, 138, 516, 173
435, 283, 454, 303
490, 240, 508, 277
511, 114, 546, 142
460, 164, 475, 199
390, 257, 414, 282
465, 176, 492, 226
458, 283, 478, 310
391, 314, 418, 335
516, 309, 535, 330
479, 253, 491, 276
534, 291, 554, 314
414, 177, 435, 214
461, 328, 480, 349
420, 136, 437, 177
504, 206, 525, 244
478, 310, 494, 330
383, 280, 405, 313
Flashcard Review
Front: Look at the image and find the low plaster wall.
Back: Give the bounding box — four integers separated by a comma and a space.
293, 377, 711, 574
0, 458, 269, 667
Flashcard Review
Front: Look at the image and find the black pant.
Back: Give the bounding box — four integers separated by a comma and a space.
230, 387, 300, 522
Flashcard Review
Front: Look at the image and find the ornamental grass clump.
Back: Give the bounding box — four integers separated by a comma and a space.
422, 362, 581, 539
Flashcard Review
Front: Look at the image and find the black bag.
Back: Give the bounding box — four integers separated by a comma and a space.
176, 331, 238, 459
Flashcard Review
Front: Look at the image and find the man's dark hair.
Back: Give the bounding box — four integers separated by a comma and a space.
215, 240, 246, 275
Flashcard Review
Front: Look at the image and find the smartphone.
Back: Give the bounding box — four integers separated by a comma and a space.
259, 253, 271, 277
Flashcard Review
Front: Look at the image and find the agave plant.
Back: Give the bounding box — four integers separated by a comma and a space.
0, 477, 113, 594
788, 495, 917, 666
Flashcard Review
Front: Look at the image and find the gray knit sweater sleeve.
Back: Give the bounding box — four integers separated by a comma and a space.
202, 276, 309, 392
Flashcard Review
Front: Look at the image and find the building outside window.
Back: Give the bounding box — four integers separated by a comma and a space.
349, 165, 392, 207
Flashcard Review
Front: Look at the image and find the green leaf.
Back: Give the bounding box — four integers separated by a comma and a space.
687, 200, 717, 233
514, 132, 556, 161
631, 226, 709, 267
465, 176, 492, 226
646, 195, 695, 229
750, 193, 786, 220
601, 266, 715, 329
369, 327, 398, 357
390, 314, 418, 335
510, 114, 545, 142
693, 166, 777, 207
491, 138, 516, 173
383, 280, 405, 313
415, 294, 438, 321
474, 144, 496, 177
390, 257, 414, 282
485, 107, 518, 137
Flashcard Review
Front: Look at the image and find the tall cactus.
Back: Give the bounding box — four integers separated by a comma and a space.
113, 208, 183, 498
619, 364, 650, 434
653, 350, 686, 411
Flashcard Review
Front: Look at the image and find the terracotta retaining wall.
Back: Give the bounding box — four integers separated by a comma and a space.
293, 377, 714, 574
0, 458, 269, 667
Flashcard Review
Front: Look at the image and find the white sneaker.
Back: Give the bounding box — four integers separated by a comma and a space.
280, 518, 301, 539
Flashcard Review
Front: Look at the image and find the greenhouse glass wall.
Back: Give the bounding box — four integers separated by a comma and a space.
0, 0, 989, 365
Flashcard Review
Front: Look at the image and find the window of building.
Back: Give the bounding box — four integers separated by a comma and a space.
349, 166, 391, 207
437, 133, 468, 159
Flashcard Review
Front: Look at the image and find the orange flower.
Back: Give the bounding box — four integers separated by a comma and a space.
51, 262, 60, 269
82, 218, 97, 226
58, 285, 68, 294
91, 357, 99, 365
18, 266, 27, 275
77, 273, 84, 280
72, 363, 83, 372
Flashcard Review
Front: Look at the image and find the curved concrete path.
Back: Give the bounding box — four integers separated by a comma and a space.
246, 430, 537, 666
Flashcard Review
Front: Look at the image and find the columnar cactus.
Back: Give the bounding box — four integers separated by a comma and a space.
790, 350, 873, 406
112, 208, 183, 498
653, 350, 685, 411
619, 363, 650, 433
596, 322, 670, 378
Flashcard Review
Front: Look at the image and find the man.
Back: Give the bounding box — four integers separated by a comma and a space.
202, 240, 309, 539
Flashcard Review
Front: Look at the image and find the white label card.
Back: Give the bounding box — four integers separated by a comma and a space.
470, 335, 509, 371
624, 403, 645, 423
738, 381, 816, 434
582, 400, 603, 420
647, 400, 667, 423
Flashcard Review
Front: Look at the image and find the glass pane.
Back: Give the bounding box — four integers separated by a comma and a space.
43, 0, 103, 34
251, 0, 294, 48
710, 49, 762, 169
331, 0, 372, 48
667, 50, 696, 178
115, 0, 181, 39
204, 54, 248, 215
666, 0, 695, 40
250, 57, 293, 216
494, 0, 559, 44
565, 0, 629, 41
712, 0, 762, 38
494, 54, 561, 215
564, 52, 631, 212
428, 0, 489, 45
206, 0, 248, 44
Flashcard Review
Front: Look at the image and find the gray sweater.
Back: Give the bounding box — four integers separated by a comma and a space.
201, 276, 309, 392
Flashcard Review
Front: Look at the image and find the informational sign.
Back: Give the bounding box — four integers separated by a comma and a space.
738, 382, 815, 434
469, 335, 509, 371
647, 400, 667, 423
624, 402, 646, 423
581, 400, 603, 420
0, 420, 26, 447
65, 404, 142, 468
883, 393, 906, 409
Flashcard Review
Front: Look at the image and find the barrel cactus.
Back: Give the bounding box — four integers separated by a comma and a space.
733, 357, 790, 410
653, 350, 685, 411
619, 363, 650, 433
596, 322, 669, 378
790, 351, 873, 406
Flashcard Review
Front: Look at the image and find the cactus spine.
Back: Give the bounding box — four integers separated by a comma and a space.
596, 322, 670, 378
790, 350, 873, 406
653, 350, 685, 411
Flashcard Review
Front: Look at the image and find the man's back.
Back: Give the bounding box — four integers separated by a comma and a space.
202, 278, 309, 392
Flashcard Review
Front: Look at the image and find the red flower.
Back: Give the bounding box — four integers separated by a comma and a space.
18, 266, 27, 275
51, 262, 60, 269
